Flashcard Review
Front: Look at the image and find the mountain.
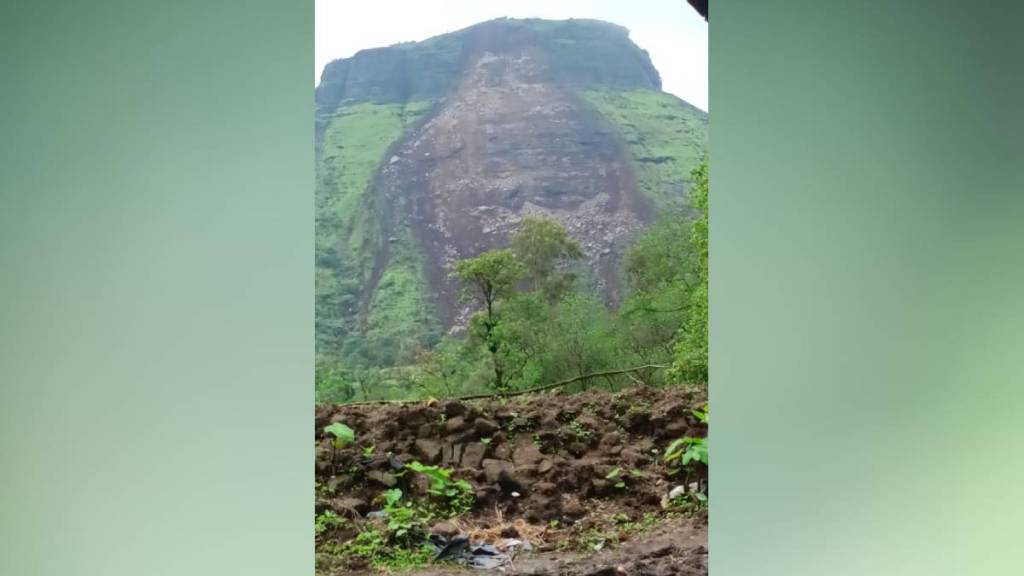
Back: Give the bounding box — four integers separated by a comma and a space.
315, 18, 708, 367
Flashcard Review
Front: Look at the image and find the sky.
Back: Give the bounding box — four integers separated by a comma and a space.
314, 0, 708, 111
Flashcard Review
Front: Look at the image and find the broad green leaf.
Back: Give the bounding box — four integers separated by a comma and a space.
323, 422, 355, 444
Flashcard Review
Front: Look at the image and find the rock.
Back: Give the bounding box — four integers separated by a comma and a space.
366, 470, 397, 488
497, 469, 527, 494
442, 444, 464, 466
512, 442, 544, 466
537, 458, 554, 474
474, 418, 499, 435
493, 444, 513, 461
444, 416, 469, 433
326, 474, 355, 492
329, 497, 369, 516
442, 401, 466, 418
561, 497, 585, 520
430, 520, 459, 538
566, 441, 589, 458
389, 155, 399, 164
590, 478, 611, 496
414, 439, 442, 464
461, 442, 488, 468
534, 481, 558, 495
482, 459, 515, 484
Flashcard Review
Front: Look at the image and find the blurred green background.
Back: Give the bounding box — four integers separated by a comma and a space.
1, 1, 312, 575
711, 1, 1023, 574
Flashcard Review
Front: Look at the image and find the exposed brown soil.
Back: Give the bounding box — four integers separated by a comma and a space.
372, 31, 653, 329
315, 386, 708, 575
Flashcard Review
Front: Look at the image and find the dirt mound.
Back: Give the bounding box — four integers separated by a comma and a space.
315, 386, 708, 574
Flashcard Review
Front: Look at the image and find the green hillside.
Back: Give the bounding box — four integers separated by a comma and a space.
582, 89, 708, 210
315, 100, 435, 365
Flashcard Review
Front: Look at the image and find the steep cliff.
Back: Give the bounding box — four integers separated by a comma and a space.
315, 18, 707, 366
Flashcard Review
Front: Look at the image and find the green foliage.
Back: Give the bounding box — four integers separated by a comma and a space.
582, 89, 708, 210
455, 249, 527, 391
379, 488, 423, 540
510, 217, 583, 301
605, 467, 626, 489
549, 295, 626, 385
323, 422, 355, 447
572, 511, 662, 552
314, 510, 347, 535
563, 418, 593, 442
455, 249, 526, 311
327, 528, 434, 571
663, 437, 708, 474
323, 190, 709, 402
315, 100, 436, 367
405, 461, 475, 516
669, 161, 709, 385
315, 362, 355, 405
692, 403, 709, 424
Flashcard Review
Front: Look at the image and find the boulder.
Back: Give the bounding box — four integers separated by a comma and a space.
414, 439, 442, 464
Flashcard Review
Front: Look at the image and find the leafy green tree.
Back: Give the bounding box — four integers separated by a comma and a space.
549, 295, 625, 388
618, 215, 694, 366
454, 249, 526, 391
315, 362, 356, 404
509, 217, 583, 302
669, 160, 708, 385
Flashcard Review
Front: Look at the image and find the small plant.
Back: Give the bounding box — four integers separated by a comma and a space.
324, 422, 355, 447
692, 403, 709, 423
664, 437, 708, 475
564, 419, 593, 441
362, 444, 375, 458
669, 489, 708, 514
315, 509, 347, 536
480, 437, 492, 445
405, 461, 475, 516
315, 481, 334, 498
324, 422, 356, 473
605, 467, 626, 489
378, 488, 423, 540
331, 527, 434, 570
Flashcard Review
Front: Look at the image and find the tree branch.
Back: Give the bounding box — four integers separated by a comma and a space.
337, 364, 669, 406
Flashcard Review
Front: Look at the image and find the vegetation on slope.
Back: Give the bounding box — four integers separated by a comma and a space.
316, 161, 709, 403
582, 89, 708, 210
315, 100, 434, 366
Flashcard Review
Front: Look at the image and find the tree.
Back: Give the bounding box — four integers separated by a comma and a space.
454, 249, 526, 391
618, 214, 694, 366
315, 361, 356, 404
509, 217, 583, 301
550, 295, 624, 388
669, 160, 709, 385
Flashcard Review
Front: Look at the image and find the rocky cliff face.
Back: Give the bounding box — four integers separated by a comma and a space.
315, 18, 707, 366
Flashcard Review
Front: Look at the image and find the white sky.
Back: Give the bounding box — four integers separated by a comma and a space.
314, 0, 708, 111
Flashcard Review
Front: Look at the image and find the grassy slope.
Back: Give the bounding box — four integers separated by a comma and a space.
315, 101, 435, 365
581, 89, 708, 210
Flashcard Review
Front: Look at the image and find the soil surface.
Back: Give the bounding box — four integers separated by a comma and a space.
315, 386, 708, 575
